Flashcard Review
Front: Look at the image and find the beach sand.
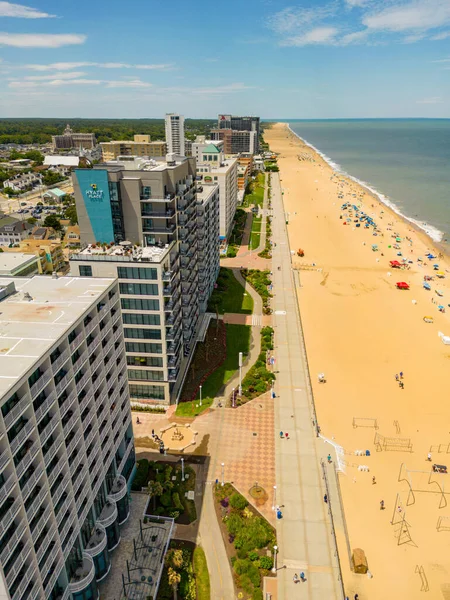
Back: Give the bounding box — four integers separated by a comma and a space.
265, 123, 450, 599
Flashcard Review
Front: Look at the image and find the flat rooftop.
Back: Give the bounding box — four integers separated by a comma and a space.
197, 183, 218, 203
0, 275, 114, 398
0, 252, 38, 275
73, 242, 172, 264
98, 155, 189, 172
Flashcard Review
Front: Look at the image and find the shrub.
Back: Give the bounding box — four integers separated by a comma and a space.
249, 551, 259, 562
160, 492, 172, 507
230, 493, 248, 510
236, 516, 274, 549
252, 589, 264, 600
247, 563, 261, 587
226, 512, 245, 536
259, 556, 273, 570
164, 465, 173, 482
172, 492, 184, 511
239, 574, 254, 595
234, 539, 243, 549
233, 559, 252, 576
170, 510, 180, 520
220, 497, 229, 508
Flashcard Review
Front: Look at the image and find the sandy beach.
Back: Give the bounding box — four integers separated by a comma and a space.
265, 123, 450, 599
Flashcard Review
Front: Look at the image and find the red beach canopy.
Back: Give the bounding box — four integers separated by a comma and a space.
396, 282, 409, 289
390, 260, 401, 267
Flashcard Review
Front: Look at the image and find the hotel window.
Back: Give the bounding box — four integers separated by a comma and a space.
129, 384, 165, 400
127, 355, 163, 367
79, 265, 92, 277
117, 267, 157, 280
125, 342, 162, 354
119, 282, 158, 296
123, 328, 161, 340
121, 298, 159, 311
141, 186, 151, 199
122, 313, 160, 326
127, 369, 164, 381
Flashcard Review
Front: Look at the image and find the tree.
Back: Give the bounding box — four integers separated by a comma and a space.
26, 217, 37, 225
167, 567, 181, 600
65, 204, 78, 225
2, 186, 19, 196
44, 214, 62, 231
24, 150, 44, 165
147, 480, 164, 512
43, 170, 65, 187
165, 549, 183, 570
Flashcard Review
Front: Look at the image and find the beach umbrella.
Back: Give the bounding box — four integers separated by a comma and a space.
396, 282, 410, 290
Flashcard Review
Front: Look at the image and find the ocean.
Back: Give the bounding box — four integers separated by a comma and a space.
286, 119, 450, 245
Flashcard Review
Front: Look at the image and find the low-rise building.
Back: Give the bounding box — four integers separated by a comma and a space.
43, 187, 68, 203
101, 136, 167, 162
52, 124, 97, 150
0, 251, 41, 276
65, 225, 81, 248
191, 136, 224, 162
16, 239, 66, 273
4, 172, 43, 192
0, 217, 33, 246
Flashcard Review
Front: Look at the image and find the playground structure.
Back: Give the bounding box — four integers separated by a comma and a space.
398, 462, 448, 509
374, 432, 413, 453
429, 442, 450, 454
390, 492, 416, 547
352, 416, 379, 429
415, 565, 429, 592
436, 516, 450, 532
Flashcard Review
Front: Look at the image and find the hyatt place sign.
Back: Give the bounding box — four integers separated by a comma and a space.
86, 183, 104, 200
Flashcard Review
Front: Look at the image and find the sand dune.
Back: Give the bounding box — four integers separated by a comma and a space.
265, 123, 450, 600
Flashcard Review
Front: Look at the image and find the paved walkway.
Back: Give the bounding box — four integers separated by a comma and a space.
271, 173, 342, 600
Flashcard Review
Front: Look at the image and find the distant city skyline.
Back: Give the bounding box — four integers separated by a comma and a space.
0, 0, 449, 118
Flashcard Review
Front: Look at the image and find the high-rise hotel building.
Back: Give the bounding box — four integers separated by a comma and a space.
165, 114, 185, 156
70, 155, 219, 407
0, 275, 134, 600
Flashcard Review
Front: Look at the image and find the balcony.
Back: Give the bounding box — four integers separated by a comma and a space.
142, 223, 176, 234
51, 348, 70, 375
35, 390, 57, 424
97, 498, 118, 528
0, 472, 16, 505
0, 496, 21, 538
3, 395, 30, 431
84, 523, 107, 557
39, 414, 59, 445
10, 419, 34, 455
15, 441, 39, 480
26, 486, 49, 522
59, 388, 77, 420
66, 428, 83, 458
140, 192, 175, 202
75, 371, 90, 393
62, 411, 78, 437
0, 447, 10, 473
11, 564, 37, 600
168, 368, 179, 382
108, 474, 127, 502
85, 315, 98, 336
141, 208, 175, 218
68, 554, 96, 594
5, 539, 32, 587
79, 389, 94, 414
36, 524, 57, 564
31, 503, 52, 542
22, 463, 44, 499
30, 369, 52, 399
69, 331, 84, 353
0, 519, 27, 564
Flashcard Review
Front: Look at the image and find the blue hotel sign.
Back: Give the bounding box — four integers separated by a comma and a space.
75, 169, 114, 242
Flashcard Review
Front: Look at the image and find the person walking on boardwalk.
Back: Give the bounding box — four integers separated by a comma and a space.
327, 453, 332, 464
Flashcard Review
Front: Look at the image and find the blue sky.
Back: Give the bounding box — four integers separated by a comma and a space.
0, 0, 450, 118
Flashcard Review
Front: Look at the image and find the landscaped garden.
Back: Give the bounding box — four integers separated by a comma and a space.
242, 174, 265, 208
240, 269, 272, 315
240, 327, 275, 404
157, 540, 210, 600
248, 216, 262, 250
258, 217, 272, 259
214, 484, 276, 600
225, 208, 247, 258
207, 268, 253, 315
176, 321, 251, 417
133, 459, 197, 525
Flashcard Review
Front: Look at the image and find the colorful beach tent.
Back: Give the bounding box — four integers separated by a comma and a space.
390, 260, 401, 268
396, 282, 410, 290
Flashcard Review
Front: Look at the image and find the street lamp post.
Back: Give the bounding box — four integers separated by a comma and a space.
181, 458, 185, 482
238, 352, 243, 396
272, 545, 278, 573
199, 385, 202, 407
221, 462, 225, 487
272, 485, 277, 510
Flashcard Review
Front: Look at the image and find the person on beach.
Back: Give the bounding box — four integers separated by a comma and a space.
427, 453, 432, 461
285, 432, 289, 439
324, 494, 328, 503
399, 381, 404, 389
380, 500, 385, 510
280, 431, 283, 439
327, 454, 332, 464
400, 371, 404, 379
372, 476, 376, 485
293, 574, 299, 584
300, 572, 306, 582
395, 374, 399, 382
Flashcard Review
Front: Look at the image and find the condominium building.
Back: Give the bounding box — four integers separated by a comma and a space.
191, 136, 224, 162
210, 128, 258, 155
196, 183, 220, 312
52, 125, 97, 151
196, 144, 238, 239
70, 154, 216, 406
0, 275, 134, 600
165, 114, 185, 156
100, 136, 167, 162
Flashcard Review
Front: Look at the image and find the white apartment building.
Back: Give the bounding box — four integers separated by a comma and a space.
0, 218, 33, 247
4, 173, 43, 193
196, 144, 238, 240
165, 114, 185, 156
191, 136, 224, 162
71, 154, 218, 406
0, 276, 135, 600
196, 183, 220, 312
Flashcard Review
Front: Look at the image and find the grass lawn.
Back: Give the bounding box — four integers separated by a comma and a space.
242, 173, 265, 208
193, 547, 211, 599
176, 323, 251, 417
207, 267, 253, 315
249, 215, 262, 250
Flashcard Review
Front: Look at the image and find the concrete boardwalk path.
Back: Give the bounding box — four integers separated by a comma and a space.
271, 173, 342, 600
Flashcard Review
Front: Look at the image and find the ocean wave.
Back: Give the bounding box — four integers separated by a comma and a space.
287, 124, 445, 244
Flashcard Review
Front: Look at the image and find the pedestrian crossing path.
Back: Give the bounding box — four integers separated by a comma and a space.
252, 313, 262, 327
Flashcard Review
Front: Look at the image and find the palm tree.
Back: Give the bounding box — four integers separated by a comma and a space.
167, 567, 181, 600
165, 549, 183, 569
147, 480, 164, 512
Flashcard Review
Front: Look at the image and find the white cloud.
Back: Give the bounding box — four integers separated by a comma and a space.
268, 4, 337, 34
416, 96, 443, 104
0, 1, 55, 18
23, 61, 174, 71
106, 79, 152, 88
345, 0, 370, 6
23, 71, 86, 80
47, 79, 101, 86
363, 0, 450, 33
431, 30, 450, 40
281, 27, 339, 46
340, 29, 368, 44
0, 33, 86, 47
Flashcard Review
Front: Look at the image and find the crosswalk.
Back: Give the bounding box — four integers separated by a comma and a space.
251, 314, 262, 327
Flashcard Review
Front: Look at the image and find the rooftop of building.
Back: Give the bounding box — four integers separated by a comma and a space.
0, 275, 114, 397
0, 252, 39, 275
197, 156, 237, 173
202, 143, 221, 153
100, 139, 165, 146
72, 240, 173, 264
42, 186, 68, 197
0, 217, 33, 234
95, 154, 191, 172
197, 182, 219, 203
44, 156, 79, 167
